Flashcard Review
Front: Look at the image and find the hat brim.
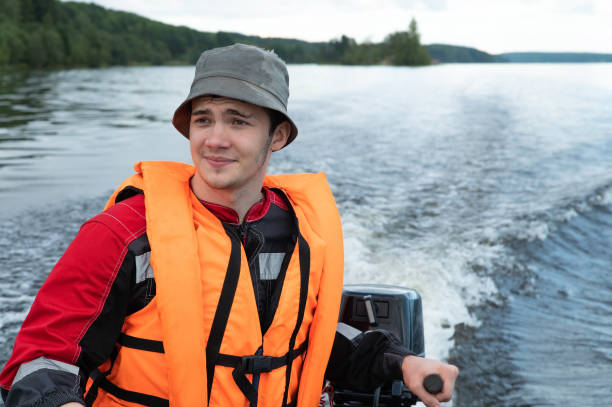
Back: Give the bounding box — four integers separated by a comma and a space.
172, 76, 298, 148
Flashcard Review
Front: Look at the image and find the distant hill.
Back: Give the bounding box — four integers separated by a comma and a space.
425, 44, 505, 63
499, 52, 612, 63
423, 47, 612, 64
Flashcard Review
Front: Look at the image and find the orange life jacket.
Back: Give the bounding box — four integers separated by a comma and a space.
85, 161, 344, 407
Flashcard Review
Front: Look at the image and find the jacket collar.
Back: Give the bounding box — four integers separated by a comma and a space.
195, 187, 275, 224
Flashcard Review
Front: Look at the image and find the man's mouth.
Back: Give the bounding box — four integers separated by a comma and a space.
204, 155, 236, 168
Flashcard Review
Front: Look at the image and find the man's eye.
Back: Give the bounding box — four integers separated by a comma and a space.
232, 118, 249, 126
194, 117, 210, 124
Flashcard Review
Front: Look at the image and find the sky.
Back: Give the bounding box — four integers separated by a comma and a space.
66, 0, 612, 54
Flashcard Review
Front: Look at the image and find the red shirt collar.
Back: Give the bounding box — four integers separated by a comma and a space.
195, 187, 287, 224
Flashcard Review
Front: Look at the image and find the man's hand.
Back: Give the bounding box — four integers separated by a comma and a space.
401, 355, 459, 407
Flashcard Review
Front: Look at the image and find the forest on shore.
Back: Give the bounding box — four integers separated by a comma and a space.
0, 0, 432, 68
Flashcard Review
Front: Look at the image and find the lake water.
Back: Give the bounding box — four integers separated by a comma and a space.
1, 63, 611, 406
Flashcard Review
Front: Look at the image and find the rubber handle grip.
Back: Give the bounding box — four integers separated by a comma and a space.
423, 374, 443, 394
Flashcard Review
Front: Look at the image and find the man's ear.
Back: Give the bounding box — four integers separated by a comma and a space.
270, 121, 291, 151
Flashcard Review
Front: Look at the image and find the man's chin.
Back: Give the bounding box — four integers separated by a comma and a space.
203, 175, 237, 191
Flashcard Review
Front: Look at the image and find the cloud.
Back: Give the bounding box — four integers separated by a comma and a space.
388, 0, 447, 11
77, 0, 447, 19
571, 1, 595, 14
64, 0, 612, 53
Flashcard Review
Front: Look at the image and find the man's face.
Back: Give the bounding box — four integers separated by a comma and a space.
189, 96, 287, 197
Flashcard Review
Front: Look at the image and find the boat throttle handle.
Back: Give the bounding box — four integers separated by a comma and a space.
423, 373, 443, 394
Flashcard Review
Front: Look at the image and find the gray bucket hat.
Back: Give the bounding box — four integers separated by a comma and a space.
172, 43, 298, 147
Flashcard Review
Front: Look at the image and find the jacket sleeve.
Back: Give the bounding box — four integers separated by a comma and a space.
0, 218, 136, 407
325, 322, 414, 392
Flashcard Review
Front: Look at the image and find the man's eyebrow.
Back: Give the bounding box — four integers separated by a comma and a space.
191, 108, 211, 115
225, 109, 253, 119
191, 108, 253, 119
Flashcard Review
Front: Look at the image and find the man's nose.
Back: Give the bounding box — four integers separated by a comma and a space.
204, 122, 230, 149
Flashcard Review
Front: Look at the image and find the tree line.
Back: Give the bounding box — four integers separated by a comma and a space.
0, 0, 431, 68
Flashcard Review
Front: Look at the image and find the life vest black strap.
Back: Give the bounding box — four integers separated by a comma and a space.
205, 228, 243, 404
216, 340, 308, 372
83, 346, 118, 406
98, 377, 169, 407
215, 340, 308, 406
282, 232, 310, 407
84, 336, 167, 406
117, 333, 165, 353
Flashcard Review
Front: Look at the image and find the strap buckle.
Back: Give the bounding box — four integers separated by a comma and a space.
241, 355, 273, 373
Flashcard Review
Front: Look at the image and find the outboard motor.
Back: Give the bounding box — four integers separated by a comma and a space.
332, 284, 426, 407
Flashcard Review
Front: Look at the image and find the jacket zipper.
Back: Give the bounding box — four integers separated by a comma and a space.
238, 223, 248, 246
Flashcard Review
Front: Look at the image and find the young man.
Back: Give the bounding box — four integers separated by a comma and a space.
0, 44, 457, 407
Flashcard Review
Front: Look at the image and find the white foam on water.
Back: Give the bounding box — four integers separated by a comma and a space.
516, 220, 550, 242
341, 211, 500, 363
486, 180, 612, 248
594, 183, 612, 206
561, 208, 578, 223
341, 210, 506, 407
